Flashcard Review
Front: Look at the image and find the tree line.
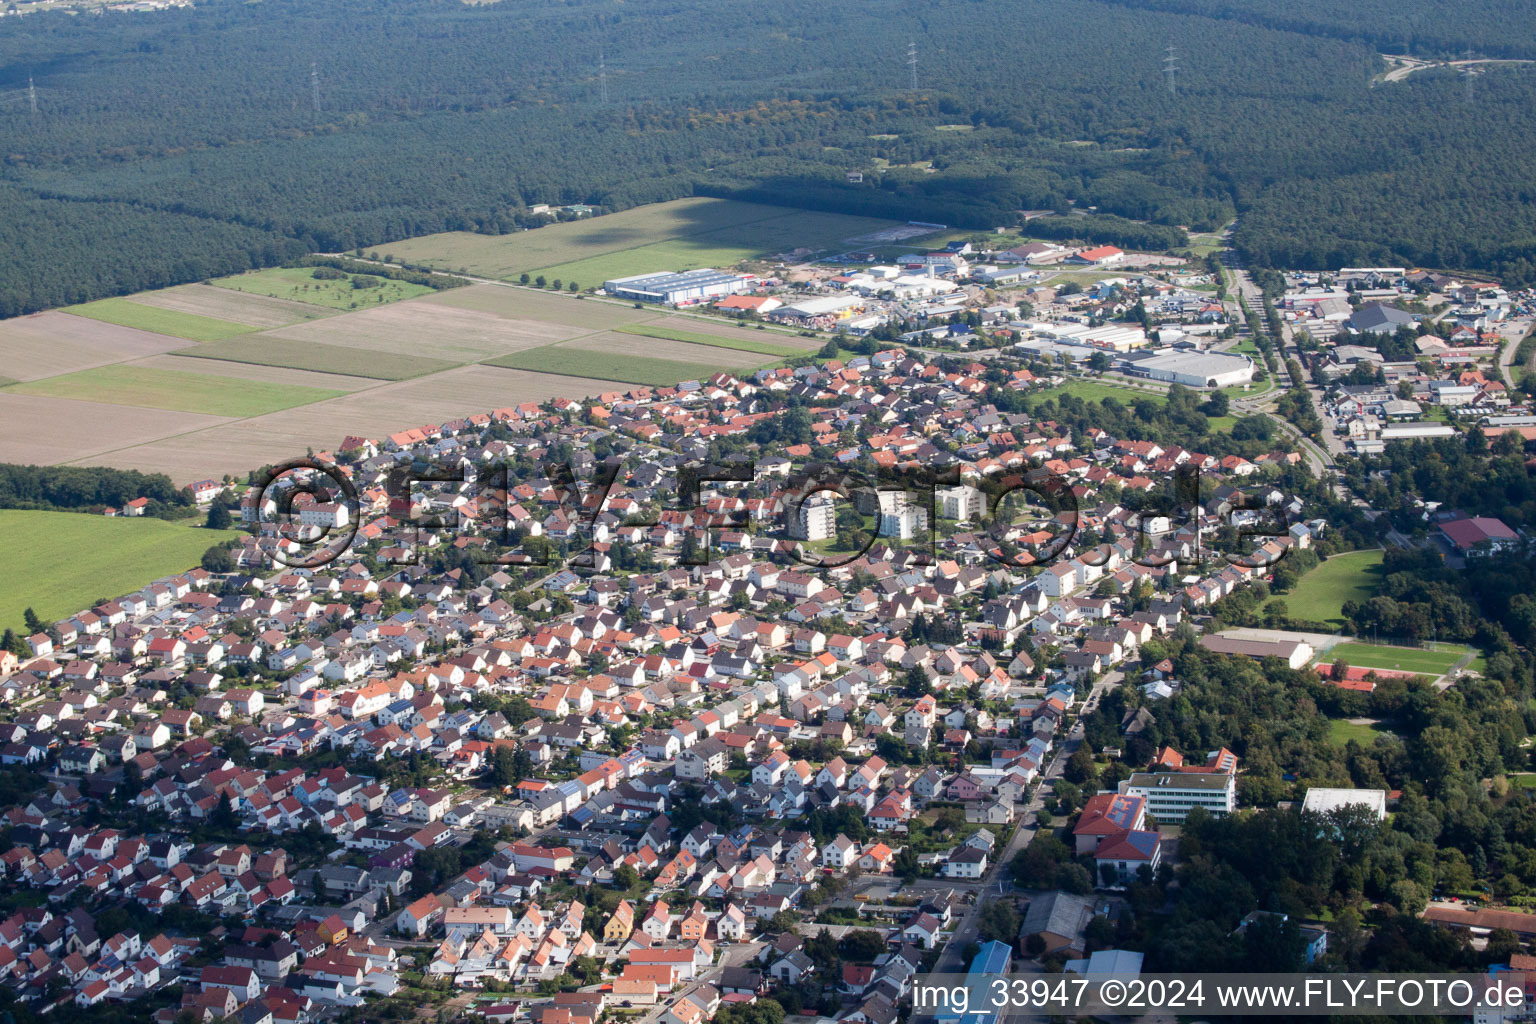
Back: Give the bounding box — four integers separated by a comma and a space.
2, 0, 1535, 313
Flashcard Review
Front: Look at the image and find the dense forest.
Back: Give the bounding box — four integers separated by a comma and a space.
0, 463, 192, 514
1, 0, 1535, 314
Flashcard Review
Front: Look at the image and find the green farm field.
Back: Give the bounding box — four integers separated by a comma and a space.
483, 344, 753, 387
1285, 550, 1384, 625
383, 198, 901, 282
176, 337, 455, 381
5, 364, 346, 416
212, 266, 434, 310
615, 323, 807, 358
63, 297, 259, 342
0, 510, 241, 631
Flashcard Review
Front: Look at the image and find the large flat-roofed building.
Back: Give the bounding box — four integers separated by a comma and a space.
1439, 515, 1519, 555
772, 294, 861, 320
1379, 423, 1457, 442
603, 269, 752, 305
1120, 349, 1254, 388
1198, 633, 1313, 669
1347, 302, 1416, 335
1302, 787, 1387, 821
1119, 771, 1235, 822
1024, 320, 1149, 352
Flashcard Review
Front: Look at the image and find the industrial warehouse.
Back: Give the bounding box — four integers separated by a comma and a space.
1120, 348, 1256, 388
603, 268, 754, 304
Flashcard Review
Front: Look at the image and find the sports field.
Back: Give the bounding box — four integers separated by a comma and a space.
1285, 549, 1384, 625
483, 345, 740, 387
211, 267, 435, 310
5, 365, 347, 416
1327, 641, 1471, 676
0, 510, 241, 631
176, 337, 456, 381
382, 198, 902, 282
615, 323, 808, 358
62, 297, 260, 342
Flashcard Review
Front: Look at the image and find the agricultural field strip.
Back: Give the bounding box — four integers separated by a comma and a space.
58, 364, 621, 477
172, 337, 459, 382
173, 301, 792, 382
4, 364, 348, 417
126, 282, 335, 328
612, 323, 807, 357
61, 297, 262, 342
3, 269, 828, 474
209, 266, 435, 311
9, 285, 788, 424
526, 209, 905, 284
389, 199, 900, 282
483, 344, 769, 387
385, 200, 797, 276
0, 311, 195, 383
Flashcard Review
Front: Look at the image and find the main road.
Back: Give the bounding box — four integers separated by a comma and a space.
930, 671, 1122, 975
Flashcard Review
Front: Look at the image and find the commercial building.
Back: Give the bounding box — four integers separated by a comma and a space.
1064, 949, 1144, 977
1119, 771, 1236, 822
1439, 515, 1519, 555
1071, 245, 1125, 266
1119, 349, 1255, 388
1026, 320, 1149, 353
1379, 423, 1457, 442
603, 269, 753, 305
1347, 302, 1416, 335
773, 294, 861, 321
973, 265, 1036, 286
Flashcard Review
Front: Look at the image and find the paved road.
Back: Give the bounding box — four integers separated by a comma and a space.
1497, 322, 1533, 389
1378, 54, 1536, 85
932, 672, 1122, 974
1226, 262, 1346, 490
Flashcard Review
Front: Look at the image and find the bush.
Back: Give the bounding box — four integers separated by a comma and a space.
311, 267, 347, 280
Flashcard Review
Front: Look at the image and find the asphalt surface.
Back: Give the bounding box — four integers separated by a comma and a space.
932, 671, 1122, 974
